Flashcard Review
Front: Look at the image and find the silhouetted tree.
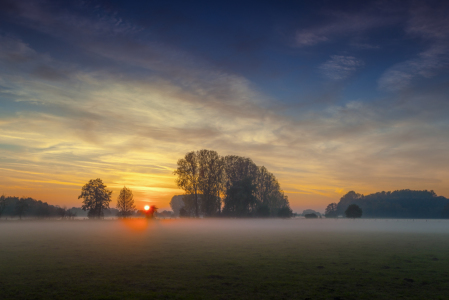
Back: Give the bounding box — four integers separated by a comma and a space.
223, 177, 257, 217
325, 203, 338, 218
0, 195, 8, 218
345, 204, 362, 218
146, 205, 158, 218
116, 186, 136, 218
174, 151, 200, 217
337, 191, 363, 215
78, 178, 112, 219
334, 189, 449, 219
56, 206, 67, 219
174, 150, 293, 218
277, 206, 293, 218
15, 198, 29, 220
255, 166, 290, 217
305, 213, 318, 218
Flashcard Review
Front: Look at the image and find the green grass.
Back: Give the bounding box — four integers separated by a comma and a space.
0, 219, 448, 299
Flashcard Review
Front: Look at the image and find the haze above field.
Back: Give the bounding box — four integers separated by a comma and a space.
0, 0, 448, 211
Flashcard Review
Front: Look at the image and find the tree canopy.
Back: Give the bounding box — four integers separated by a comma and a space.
345, 204, 362, 218
78, 178, 112, 219
174, 149, 292, 218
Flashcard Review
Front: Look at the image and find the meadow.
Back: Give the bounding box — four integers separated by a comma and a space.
0, 218, 448, 300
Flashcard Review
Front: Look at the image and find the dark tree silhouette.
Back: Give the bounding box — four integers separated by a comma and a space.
223, 177, 257, 217
277, 206, 293, 218
15, 198, 29, 220
345, 204, 362, 218
146, 205, 158, 218
0, 194, 7, 218
116, 186, 136, 218
325, 203, 338, 218
442, 204, 449, 219
78, 178, 112, 219
329, 190, 449, 219
174, 150, 293, 218
305, 213, 318, 218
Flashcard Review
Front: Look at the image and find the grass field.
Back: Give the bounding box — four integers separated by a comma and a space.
1, 218, 449, 299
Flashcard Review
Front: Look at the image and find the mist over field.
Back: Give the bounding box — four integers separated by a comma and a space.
1, 219, 449, 299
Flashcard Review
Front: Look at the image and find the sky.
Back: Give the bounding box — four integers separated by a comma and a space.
0, 0, 448, 212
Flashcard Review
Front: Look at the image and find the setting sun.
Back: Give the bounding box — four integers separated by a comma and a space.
144, 205, 150, 211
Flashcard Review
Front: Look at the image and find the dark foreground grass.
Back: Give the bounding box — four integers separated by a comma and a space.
0, 219, 449, 300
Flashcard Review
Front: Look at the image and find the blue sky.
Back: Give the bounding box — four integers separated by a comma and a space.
0, 0, 448, 211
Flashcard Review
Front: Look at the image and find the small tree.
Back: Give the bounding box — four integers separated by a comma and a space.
116, 186, 136, 218
146, 205, 158, 219
78, 178, 112, 219
345, 204, 362, 219
305, 213, 318, 218
325, 203, 338, 218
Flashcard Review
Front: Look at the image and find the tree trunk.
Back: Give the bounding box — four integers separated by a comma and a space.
195, 188, 199, 218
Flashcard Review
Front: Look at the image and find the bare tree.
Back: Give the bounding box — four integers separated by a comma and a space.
174, 151, 200, 217
78, 178, 112, 219
116, 186, 136, 218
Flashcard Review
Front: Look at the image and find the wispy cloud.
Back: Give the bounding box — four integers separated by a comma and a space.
379, 2, 449, 91
319, 55, 364, 80
295, 11, 395, 47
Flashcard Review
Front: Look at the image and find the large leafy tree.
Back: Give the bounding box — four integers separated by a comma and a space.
254, 166, 290, 217
116, 186, 136, 218
174, 150, 293, 218
174, 151, 200, 217
78, 178, 112, 219
223, 177, 257, 217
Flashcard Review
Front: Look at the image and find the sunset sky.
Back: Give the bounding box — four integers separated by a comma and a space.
1, 0, 448, 212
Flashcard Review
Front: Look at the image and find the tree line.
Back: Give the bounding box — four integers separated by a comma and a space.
0, 195, 77, 219
325, 189, 449, 219
173, 149, 292, 218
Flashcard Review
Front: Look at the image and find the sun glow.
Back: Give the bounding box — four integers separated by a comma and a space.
144, 205, 150, 211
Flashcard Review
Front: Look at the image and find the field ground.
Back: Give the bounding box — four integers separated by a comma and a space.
0, 218, 449, 299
